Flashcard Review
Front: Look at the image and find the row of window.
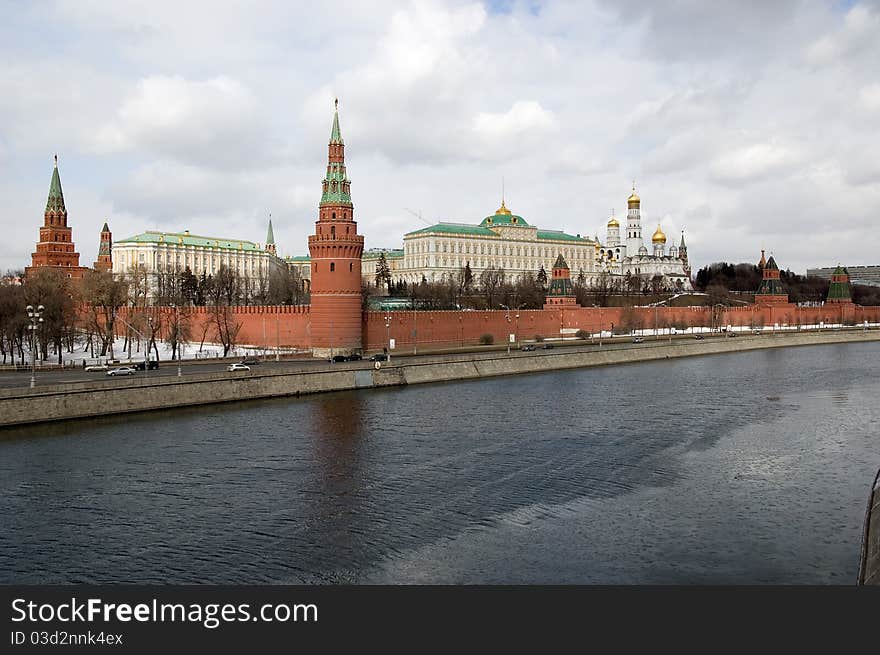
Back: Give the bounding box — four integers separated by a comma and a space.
407, 240, 591, 259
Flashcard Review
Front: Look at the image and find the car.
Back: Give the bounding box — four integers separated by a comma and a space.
132, 360, 159, 371
521, 344, 536, 351
632, 337, 644, 343
331, 355, 348, 363
106, 367, 136, 376
753, 330, 761, 335
370, 353, 388, 362
227, 363, 250, 372
84, 363, 109, 372
542, 343, 554, 349
347, 353, 363, 361
727, 332, 738, 338
241, 358, 260, 365
694, 334, 705, 340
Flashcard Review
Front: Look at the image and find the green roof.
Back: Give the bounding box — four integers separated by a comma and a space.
405, 223, 498, 237
364, 249, 404, 260
552, 254, 569, 270
479, 212, 530, 227
536, 230, 588, 242
285, 255, 311, 262
116, 231, 261, 251
46, 157, 65, 214
266, 219, 275, 245
330, 105, 343, 145
101, 221, 110, 233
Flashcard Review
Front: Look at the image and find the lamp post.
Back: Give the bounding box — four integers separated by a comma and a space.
113, 309, 149, 373
515, 311, 520, 350
170, 303, 182, 377
384, 315, 392, 362
26, 304, 44, 389
500, 304, 511, 354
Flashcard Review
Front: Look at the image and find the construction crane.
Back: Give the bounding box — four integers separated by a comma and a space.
405, 208, 433, 226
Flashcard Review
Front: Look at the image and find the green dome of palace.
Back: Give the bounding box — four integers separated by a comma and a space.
479, 201, 530, 227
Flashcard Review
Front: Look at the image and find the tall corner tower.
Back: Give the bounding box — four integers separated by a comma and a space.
26, 155, 86, 278
625, 183, 643, 257
94, 221, 112, 272
307, 100, 365, 357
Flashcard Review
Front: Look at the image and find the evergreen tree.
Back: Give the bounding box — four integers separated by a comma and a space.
375, 252, 392, 292
537, 265, 548, 289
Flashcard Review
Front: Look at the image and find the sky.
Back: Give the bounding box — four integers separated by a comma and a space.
1, 0, 879, 275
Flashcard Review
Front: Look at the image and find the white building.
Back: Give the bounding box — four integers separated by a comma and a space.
598, 186, 692, 290
112, 226, 287, 299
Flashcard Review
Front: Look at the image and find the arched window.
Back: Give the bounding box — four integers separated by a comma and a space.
331, 225, 336, 237
349, 262, 353, 272
330, 262, 335, 272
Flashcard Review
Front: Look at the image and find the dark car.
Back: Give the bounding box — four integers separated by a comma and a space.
241, 357, 260, 365
348, 353, 363, 361
521, 344, 536, 351
370, 353, 388, 362
330, 355, 348, 363
542, 343, 554, 349
694, 334, 705, 340
132, 360, 159, 371
727, 332, 738, 338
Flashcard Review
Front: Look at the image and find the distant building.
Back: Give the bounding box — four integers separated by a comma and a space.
808, 265, 880, 288
25, 156, 90, 279
112, 221, 286, 300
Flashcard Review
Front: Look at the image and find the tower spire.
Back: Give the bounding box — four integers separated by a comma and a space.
330, 99, 343, 145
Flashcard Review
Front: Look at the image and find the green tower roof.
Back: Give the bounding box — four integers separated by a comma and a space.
266, 219, 275, 245
330, 100, 343, 145
101, 221, 110, 233
46, 155, 66, 214
553, 253, 569, 270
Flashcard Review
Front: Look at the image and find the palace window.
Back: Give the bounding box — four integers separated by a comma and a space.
330, 262, 335, 272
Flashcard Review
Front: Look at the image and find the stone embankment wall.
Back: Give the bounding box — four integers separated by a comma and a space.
2, 330, 880, 428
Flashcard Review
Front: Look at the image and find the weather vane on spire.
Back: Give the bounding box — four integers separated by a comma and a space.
54, 153, 58, 167
334, 97, 338, 110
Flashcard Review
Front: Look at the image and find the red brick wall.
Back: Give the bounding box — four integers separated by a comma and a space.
108, 302, 880, 353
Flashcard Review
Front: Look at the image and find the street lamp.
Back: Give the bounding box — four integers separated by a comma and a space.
384, 315, 392, 362
26, 304, 44, 389
500, 304, 511, 354
170, 303, 182, 377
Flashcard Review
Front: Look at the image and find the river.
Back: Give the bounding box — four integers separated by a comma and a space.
1, 342, 878, 583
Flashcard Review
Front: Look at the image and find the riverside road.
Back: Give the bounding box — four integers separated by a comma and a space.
0, 330, 835, 389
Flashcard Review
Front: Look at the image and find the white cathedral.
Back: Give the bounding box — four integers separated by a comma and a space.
598, 185, 692, 291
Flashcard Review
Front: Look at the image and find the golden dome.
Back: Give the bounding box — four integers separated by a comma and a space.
627, 182, 640, 207
495, 199, 512, 216
651, 224, 667, 243
607, 216, 619, 228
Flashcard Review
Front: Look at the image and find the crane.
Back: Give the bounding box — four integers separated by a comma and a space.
405, 208, 433, 226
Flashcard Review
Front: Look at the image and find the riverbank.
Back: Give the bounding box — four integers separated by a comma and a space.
2, 329, 879, 428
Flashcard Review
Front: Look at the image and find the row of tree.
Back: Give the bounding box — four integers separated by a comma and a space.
370, 261, 688, 310
693, 261, 880, 305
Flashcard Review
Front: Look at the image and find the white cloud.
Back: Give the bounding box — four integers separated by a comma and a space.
709, 142, 801, 185
3, 1, 880, 274
94, 75, 267, 169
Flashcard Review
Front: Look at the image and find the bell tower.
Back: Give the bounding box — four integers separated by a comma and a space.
307, 100, 365, 357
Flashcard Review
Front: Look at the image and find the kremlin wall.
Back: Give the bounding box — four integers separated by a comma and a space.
115, 301, 880, 355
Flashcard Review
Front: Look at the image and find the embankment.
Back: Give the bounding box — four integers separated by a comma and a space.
2, 330, 879, 428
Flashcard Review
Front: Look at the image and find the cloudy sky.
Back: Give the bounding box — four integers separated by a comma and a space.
2, 0, 878, 274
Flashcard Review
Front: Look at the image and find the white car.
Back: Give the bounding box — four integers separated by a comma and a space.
227, 363, 250, 372
84, 364, 109, 372
106, 367, 136, 376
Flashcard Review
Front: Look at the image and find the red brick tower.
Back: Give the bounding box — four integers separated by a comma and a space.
26, 155, 89, 279
544, 254, 579, 308
755, 252, 788, 304
308, 100, 364, 357
93, 221, 112, 272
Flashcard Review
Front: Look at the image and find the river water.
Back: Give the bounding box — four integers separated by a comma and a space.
1, 342, 878, 584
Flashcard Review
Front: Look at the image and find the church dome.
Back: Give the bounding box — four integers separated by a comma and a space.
607, 216, 619, 228
627, 184, 640, 207
652, 224, 667, 243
